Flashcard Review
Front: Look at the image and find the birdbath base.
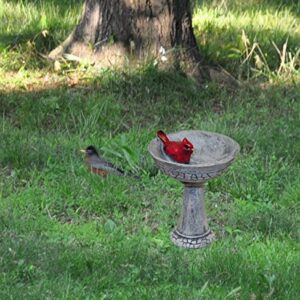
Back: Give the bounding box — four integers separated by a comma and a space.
170, 182, 215, 249
171, 230, 215, 249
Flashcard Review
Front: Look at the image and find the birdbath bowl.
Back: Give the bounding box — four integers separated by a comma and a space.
148, 130, 240, 249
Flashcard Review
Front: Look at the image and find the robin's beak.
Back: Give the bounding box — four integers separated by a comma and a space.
80, 149, 86, 153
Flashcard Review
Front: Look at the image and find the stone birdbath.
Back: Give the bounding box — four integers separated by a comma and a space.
148, 130, 240, 249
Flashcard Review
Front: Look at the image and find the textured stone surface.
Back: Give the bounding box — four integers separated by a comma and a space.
177, 184, 208, 236
171, 230, 215, 249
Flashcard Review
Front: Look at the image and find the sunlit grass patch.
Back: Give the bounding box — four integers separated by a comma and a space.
0, 0, 82, 70
1, 0, 299, 81
193, 1, 300, 78
0, 0, 81, 45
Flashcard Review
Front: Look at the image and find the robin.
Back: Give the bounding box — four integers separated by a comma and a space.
80, 145, 139, 179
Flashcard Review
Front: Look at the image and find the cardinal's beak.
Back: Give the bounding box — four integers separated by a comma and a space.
80, 149, 86, 153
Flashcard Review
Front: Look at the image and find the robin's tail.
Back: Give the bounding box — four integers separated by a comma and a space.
124, 171, 141, 180
114, 165, 140, 180
157, 130, 169, 145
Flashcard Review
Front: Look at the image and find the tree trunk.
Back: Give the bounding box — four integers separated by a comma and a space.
49, 0, 237, 85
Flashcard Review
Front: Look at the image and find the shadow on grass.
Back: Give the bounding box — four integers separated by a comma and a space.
0, 0, 81, 54
0, 65, 299, 171
0, 67, 299, 223
0, 67, 212, 171
0, 67, 299, 299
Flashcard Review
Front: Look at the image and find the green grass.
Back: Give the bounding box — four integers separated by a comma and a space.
0, 0, 82, 70
193, 0, 300, 78
1, 0, 300, 299
1, 67, 299, 299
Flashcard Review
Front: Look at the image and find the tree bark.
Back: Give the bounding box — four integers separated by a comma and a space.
49, 0, 237, 85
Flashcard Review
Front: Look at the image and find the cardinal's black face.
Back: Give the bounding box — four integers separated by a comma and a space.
83, 145, 99, 156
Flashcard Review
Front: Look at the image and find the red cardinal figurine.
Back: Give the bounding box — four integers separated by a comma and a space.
157, 130, 194, 164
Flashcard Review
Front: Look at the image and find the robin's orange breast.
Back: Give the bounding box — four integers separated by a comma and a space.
91, 167, 109, 176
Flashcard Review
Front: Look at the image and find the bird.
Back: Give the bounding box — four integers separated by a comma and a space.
80, 145, 140, 179
157, 130, 194, 164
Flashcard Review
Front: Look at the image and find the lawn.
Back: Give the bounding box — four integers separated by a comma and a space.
0, 0, 299, 299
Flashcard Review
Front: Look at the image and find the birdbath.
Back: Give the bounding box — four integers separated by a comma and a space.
148, 130, 240, 249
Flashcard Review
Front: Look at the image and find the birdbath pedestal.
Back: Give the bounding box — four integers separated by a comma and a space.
148, 130, 240, 249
